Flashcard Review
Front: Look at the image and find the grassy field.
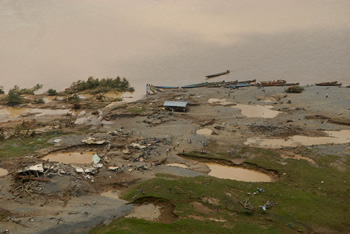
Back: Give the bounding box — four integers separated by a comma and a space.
90, 147, 350, 233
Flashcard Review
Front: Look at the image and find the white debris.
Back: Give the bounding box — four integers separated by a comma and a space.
93, 163, 103, 168
82, 137, 106, 145
122, 149, 130, 154
108, 167, 120, 171
52, 139, 62, 143
75, 167, 84, 173
92, 154, 101, 164
25, 164, 44, 173
130, 143, 146, 149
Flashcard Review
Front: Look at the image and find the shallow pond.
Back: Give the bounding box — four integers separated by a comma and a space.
196, 128, 212, 135
233, 104, 280, 118
205, 163, 272, 182
245, 130, 350, 148
42, 152, 95, 164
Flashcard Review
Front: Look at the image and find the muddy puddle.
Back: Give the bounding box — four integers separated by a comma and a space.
196, 128, 212, 135
166, 163, 189, 169
245, 129, 350, 148
42, 152, 96, 164
0, 168, 8, 177
205, 163, 272, 182
233, 104, 280, 118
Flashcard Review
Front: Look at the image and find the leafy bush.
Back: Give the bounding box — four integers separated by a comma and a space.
0, 88, 4, 94
9, 84, 43, 95
33, 98, 45, 104
6, 87, 24, 106
47, 89, 57, 96
285, 86, 304, 93
67, 94, 80, 103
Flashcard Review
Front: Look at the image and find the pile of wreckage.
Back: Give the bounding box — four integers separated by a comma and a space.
11, 134, 169, 197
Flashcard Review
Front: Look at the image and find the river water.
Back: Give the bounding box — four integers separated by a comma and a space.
1, 0, 349, 98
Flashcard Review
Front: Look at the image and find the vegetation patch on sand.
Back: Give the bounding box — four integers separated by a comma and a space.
66, 76, 134, 94
93, 147, 350, 233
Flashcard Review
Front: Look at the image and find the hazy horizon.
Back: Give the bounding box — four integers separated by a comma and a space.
1, 0, 349, 96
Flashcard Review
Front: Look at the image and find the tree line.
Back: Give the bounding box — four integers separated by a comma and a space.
0, 76, 134, 106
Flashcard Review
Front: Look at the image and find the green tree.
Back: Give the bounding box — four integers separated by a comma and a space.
47, 89, 57, 96
6, 87, 24, 106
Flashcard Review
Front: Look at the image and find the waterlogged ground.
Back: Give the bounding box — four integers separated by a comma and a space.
246, 129, 350, 148
0, 85, 349, 233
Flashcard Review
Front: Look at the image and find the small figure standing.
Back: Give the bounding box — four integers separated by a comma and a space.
326, 93, 328, 98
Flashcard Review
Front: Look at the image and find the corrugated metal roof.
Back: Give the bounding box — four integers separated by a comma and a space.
163, 101, 188, 107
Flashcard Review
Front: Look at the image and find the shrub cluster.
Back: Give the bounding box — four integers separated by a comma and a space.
68, 76, 134, 93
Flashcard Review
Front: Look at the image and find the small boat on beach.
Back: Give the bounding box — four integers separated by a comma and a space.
226, 83, 251, 89
254, 80, 300, 87
211, 79, 256, 87
181, 82, 209, 89
154, 85, 179, 89
315, 81, 342, 86
206, 70, 230, 79
255, 82, 300, 87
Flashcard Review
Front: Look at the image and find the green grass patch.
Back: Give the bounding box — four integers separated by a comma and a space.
127, 107, 146, 115
0, 133, 60, 160
92, 147, 350, 233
